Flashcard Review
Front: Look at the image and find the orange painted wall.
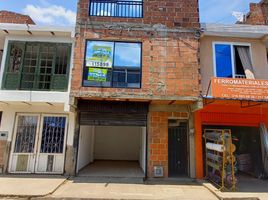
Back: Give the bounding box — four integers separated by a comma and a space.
195, 100, 268, 179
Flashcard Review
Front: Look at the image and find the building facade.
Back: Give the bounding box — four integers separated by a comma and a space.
0, 15, 75, 174
68, 0, 201, 179
196, 23, 268, 183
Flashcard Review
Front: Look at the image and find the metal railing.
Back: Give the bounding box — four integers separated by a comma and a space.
89, 0, 143, 18
235, 74, 246, 79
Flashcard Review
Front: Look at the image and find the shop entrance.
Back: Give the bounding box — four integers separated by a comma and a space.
168, 121, 188, 177
77, 125, 146, 178
202, 125, 266, 190
76, 100, 148, 179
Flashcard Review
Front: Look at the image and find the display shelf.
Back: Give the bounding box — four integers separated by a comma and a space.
203, 129, 236, 191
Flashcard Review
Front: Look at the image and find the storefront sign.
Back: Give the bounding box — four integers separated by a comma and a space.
88, 68, 108, 82
86, 41, 113, 68
211, 77, 268, 101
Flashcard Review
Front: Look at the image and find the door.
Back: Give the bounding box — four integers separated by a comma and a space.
9, 114, 40, 173
168, 122, 188, 177
35, 116, 67, 174
9, 114, 67, 174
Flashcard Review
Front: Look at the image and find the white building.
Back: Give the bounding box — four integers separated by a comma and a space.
0, 23, 75, 175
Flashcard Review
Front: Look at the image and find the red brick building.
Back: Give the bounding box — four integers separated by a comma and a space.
0, 10, 35, 25
69, 0, 201, 179
243, 0, 268, 25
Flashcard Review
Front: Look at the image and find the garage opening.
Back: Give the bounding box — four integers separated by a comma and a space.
76, 100, 148, 179
203, 125, 267, 191
77, 126, 146, 178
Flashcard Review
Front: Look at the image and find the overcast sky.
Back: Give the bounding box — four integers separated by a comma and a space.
0, 0, 261, 26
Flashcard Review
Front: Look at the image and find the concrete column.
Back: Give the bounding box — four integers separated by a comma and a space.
188, 111, 196, 179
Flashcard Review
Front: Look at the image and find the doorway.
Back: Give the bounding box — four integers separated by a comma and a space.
9, 114, 68, 174
168, 121, 188, 177
77, 125, 146, 178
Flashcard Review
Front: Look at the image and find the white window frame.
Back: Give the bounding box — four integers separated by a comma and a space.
212, 42, 253, 78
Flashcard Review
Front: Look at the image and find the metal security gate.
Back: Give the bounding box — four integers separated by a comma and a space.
78, 100, 149, 126
9, 114, 68, 174
168, 122, 188, 177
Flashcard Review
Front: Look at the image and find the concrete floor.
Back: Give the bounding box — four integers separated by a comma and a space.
78, 160, 145, 178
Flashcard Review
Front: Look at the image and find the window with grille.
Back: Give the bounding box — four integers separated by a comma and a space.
40, 117, 66, 154
89, 0, 143, 18
83, 40, 142, 88
14, 116, 38, 153
2, 42, 71, 91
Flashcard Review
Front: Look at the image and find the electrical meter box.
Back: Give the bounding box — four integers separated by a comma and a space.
0, 131, 8, 140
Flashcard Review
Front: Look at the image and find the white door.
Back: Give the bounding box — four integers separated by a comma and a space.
9, 114, 40, 173
9, 114, 68, 174
35, 115, 68, 174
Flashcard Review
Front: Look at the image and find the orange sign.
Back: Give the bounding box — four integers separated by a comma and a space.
211, 77, 268, 101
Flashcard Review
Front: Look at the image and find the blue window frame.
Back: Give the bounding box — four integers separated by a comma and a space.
83, 40, 142, 88
215, 44, 233, 78
214, 43, 250, 78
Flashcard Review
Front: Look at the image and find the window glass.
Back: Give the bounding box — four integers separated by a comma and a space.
55, 45, 69, 75
215, 44, 233, 78
89, 0, 143, 18
83, 41, 142, 88
8, 43, 24, 73
114, 42, 141, 68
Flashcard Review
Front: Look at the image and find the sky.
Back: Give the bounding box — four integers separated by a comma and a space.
0, 0, 262, 26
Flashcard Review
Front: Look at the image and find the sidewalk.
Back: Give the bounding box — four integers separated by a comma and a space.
36, 177, 218, 200
202, 181, 268, 200
0, 175, 67, 198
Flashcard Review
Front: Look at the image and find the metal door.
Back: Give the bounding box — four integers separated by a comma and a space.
35, 115, 67, 174
9, 114, 67, 174
9, 114, 40, 173
168, 122, 188, 177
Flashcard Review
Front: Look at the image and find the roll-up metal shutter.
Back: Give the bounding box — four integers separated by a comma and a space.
78, 100, 149, 126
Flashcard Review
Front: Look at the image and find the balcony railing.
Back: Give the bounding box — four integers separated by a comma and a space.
234, 74, 246, 79
89, 0, 143, 18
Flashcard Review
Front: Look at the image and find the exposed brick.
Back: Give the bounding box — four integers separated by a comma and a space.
0, 10, 35, 25
243, 1, 268, 25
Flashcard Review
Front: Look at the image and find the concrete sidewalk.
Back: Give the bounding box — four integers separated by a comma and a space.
0, 175, 67, 198
203, 181, 268, 200
36, 177, 218, 200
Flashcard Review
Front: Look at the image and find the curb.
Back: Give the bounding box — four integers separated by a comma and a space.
198, 180, 260, 200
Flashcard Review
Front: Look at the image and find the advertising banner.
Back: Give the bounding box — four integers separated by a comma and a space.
211, 77, 268, 101
86, 41, 114, 69
88, 68, 108, 82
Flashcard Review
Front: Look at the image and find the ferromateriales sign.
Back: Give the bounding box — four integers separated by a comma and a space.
211, 77, 268, 101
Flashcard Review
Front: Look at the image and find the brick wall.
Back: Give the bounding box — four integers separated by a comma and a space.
72, 0, 201, 101
148, 111, 188, 178
77, 0, 199, 29
243, 1, 268, 25
71, 28, 200, 100
0, 10, 35, 25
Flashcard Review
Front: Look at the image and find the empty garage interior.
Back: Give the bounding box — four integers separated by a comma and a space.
77, 125, 146, 178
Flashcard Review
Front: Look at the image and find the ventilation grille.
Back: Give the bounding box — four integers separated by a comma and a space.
154, 166, 164, 177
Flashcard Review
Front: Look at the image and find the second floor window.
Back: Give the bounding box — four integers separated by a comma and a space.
2, 41, 71, 91
214, 43, 254, 79
89, 0, 143, 18
83, 40, 142, 88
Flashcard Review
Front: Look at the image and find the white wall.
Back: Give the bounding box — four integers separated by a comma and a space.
77, 126, 95, 171
0, 103, 69, 142
94, 126, 140, 161
139, 127, 146, 173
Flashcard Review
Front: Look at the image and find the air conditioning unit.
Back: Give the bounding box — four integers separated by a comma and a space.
154, 166, 164, 177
